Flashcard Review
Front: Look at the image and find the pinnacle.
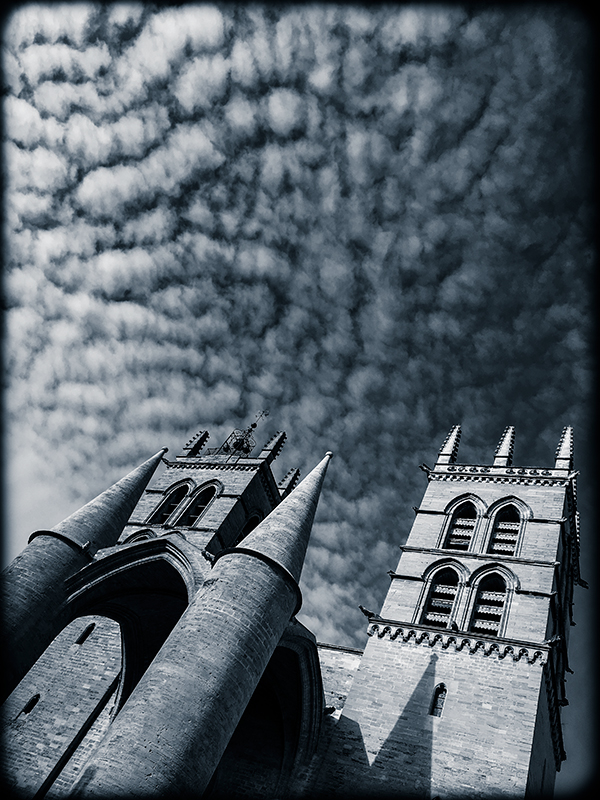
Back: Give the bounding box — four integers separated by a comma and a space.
436, 426, 461, 465
493, 426, 515, 467
555, 426, 574, 470
237, 452, 332, 583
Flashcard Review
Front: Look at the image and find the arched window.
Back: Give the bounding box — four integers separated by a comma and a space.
123, 529, 156, 544
20, 694, 40, 716
420, 568, 459, 629
177, 486, 217, 527
469, 574, 506, 636
430, 683, 447, 717
488, 505, 520, 556
148, 485, 189, 525
443, 502, 477, 551
75, 623, 95, 645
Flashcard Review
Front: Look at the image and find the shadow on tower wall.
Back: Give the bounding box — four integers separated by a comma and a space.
313, 651, 439, 799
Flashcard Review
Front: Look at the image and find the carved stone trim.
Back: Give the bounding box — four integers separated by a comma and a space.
400, 545, 556, 569
366, 623, 548, 665
163, 460, 258, 471
429, 464, 570, 487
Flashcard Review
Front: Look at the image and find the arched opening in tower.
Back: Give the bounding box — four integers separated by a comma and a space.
207, 646, 304, 799
1, 553, 190, 798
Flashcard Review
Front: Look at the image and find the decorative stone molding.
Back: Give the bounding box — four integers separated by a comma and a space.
429, 464, 571, 487
163, 459, 258, 471
366, 623, 548, 665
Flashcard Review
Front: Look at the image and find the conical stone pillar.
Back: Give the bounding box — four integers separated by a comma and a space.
1, 448, 167, 702
69, 453, 332, 799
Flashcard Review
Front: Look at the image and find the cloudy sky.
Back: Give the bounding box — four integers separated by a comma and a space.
2, 3, 594, 793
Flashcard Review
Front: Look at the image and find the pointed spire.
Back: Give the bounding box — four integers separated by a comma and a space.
555, 426, 574, 470
493, 426, 515, 467
239, 452, 332, 582
436, 426, 461, 465
28, 448, 167, 555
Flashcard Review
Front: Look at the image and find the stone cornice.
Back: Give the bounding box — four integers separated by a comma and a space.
162, 459, 260, 471
430, 464, 571, 487
399, 545, 557, 569
367, 620, 548, 665
413, 508, 566, 525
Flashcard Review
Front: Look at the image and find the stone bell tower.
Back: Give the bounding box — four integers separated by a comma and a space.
1, 419, 329, 799
317, 425, 582, 799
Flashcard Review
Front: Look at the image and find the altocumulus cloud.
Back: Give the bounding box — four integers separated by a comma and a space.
2, 4, 594, 791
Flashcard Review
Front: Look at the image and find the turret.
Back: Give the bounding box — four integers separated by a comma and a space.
1, 449, 166, 702
69, 453, 332, 798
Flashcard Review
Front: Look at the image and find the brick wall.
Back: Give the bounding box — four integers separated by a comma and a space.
1, 616, 121, 797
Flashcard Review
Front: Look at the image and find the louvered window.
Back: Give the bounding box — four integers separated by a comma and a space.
177, 486, 217, 527
148, 485, 189, 525
488, 505, 520, 556
420, 568, 458, 628
469, 574, 506, 636
443, 502, 476, 551
430, 684, 447, 717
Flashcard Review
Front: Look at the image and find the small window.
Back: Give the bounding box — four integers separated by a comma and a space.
76, 623, 95, 645
469, 574, 506, 636
430, 684, 447, 717
443, 502, 476, 551
20, 694, 40, 716
148, 485, 189, 525
488, 505, 520, 556
420, 568, 459, 628
177, 486, 217, 527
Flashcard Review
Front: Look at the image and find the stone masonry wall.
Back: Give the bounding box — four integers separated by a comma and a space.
315, 634, 545, 799
1, 616, 121, 797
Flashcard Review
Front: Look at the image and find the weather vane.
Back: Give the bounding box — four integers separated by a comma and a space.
220, 410, 269, 457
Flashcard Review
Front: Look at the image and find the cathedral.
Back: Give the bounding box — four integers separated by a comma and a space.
1, 422, 581, 798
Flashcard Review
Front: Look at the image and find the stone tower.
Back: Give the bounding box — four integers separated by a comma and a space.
316, 425, 582, 798
1, 423, 331, 798
1, 423, 581, 799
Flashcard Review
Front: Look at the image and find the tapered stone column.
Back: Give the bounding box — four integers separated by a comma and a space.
1, 449, 167, 701
69, 453, 332, 798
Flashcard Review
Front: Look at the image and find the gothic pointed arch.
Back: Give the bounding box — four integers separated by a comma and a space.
175, 482, 221, 528
440, 494, 485, 551
123, 529, 157, 544
419, 565, 460, 629
466, 566, 517, 637
484, 496, 532, 557
146, 482, 193, 526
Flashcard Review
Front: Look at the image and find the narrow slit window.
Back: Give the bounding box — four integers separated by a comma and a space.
469, 574, 506, 636
430, 684, 447, 717
76, 623, 95, 645
148, 485, 189, 525
177, 486, 217, 528
443, 502, 476, 551
420, 569, 458, 629
20, 694, 40, 716
488, 505, 520, 556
